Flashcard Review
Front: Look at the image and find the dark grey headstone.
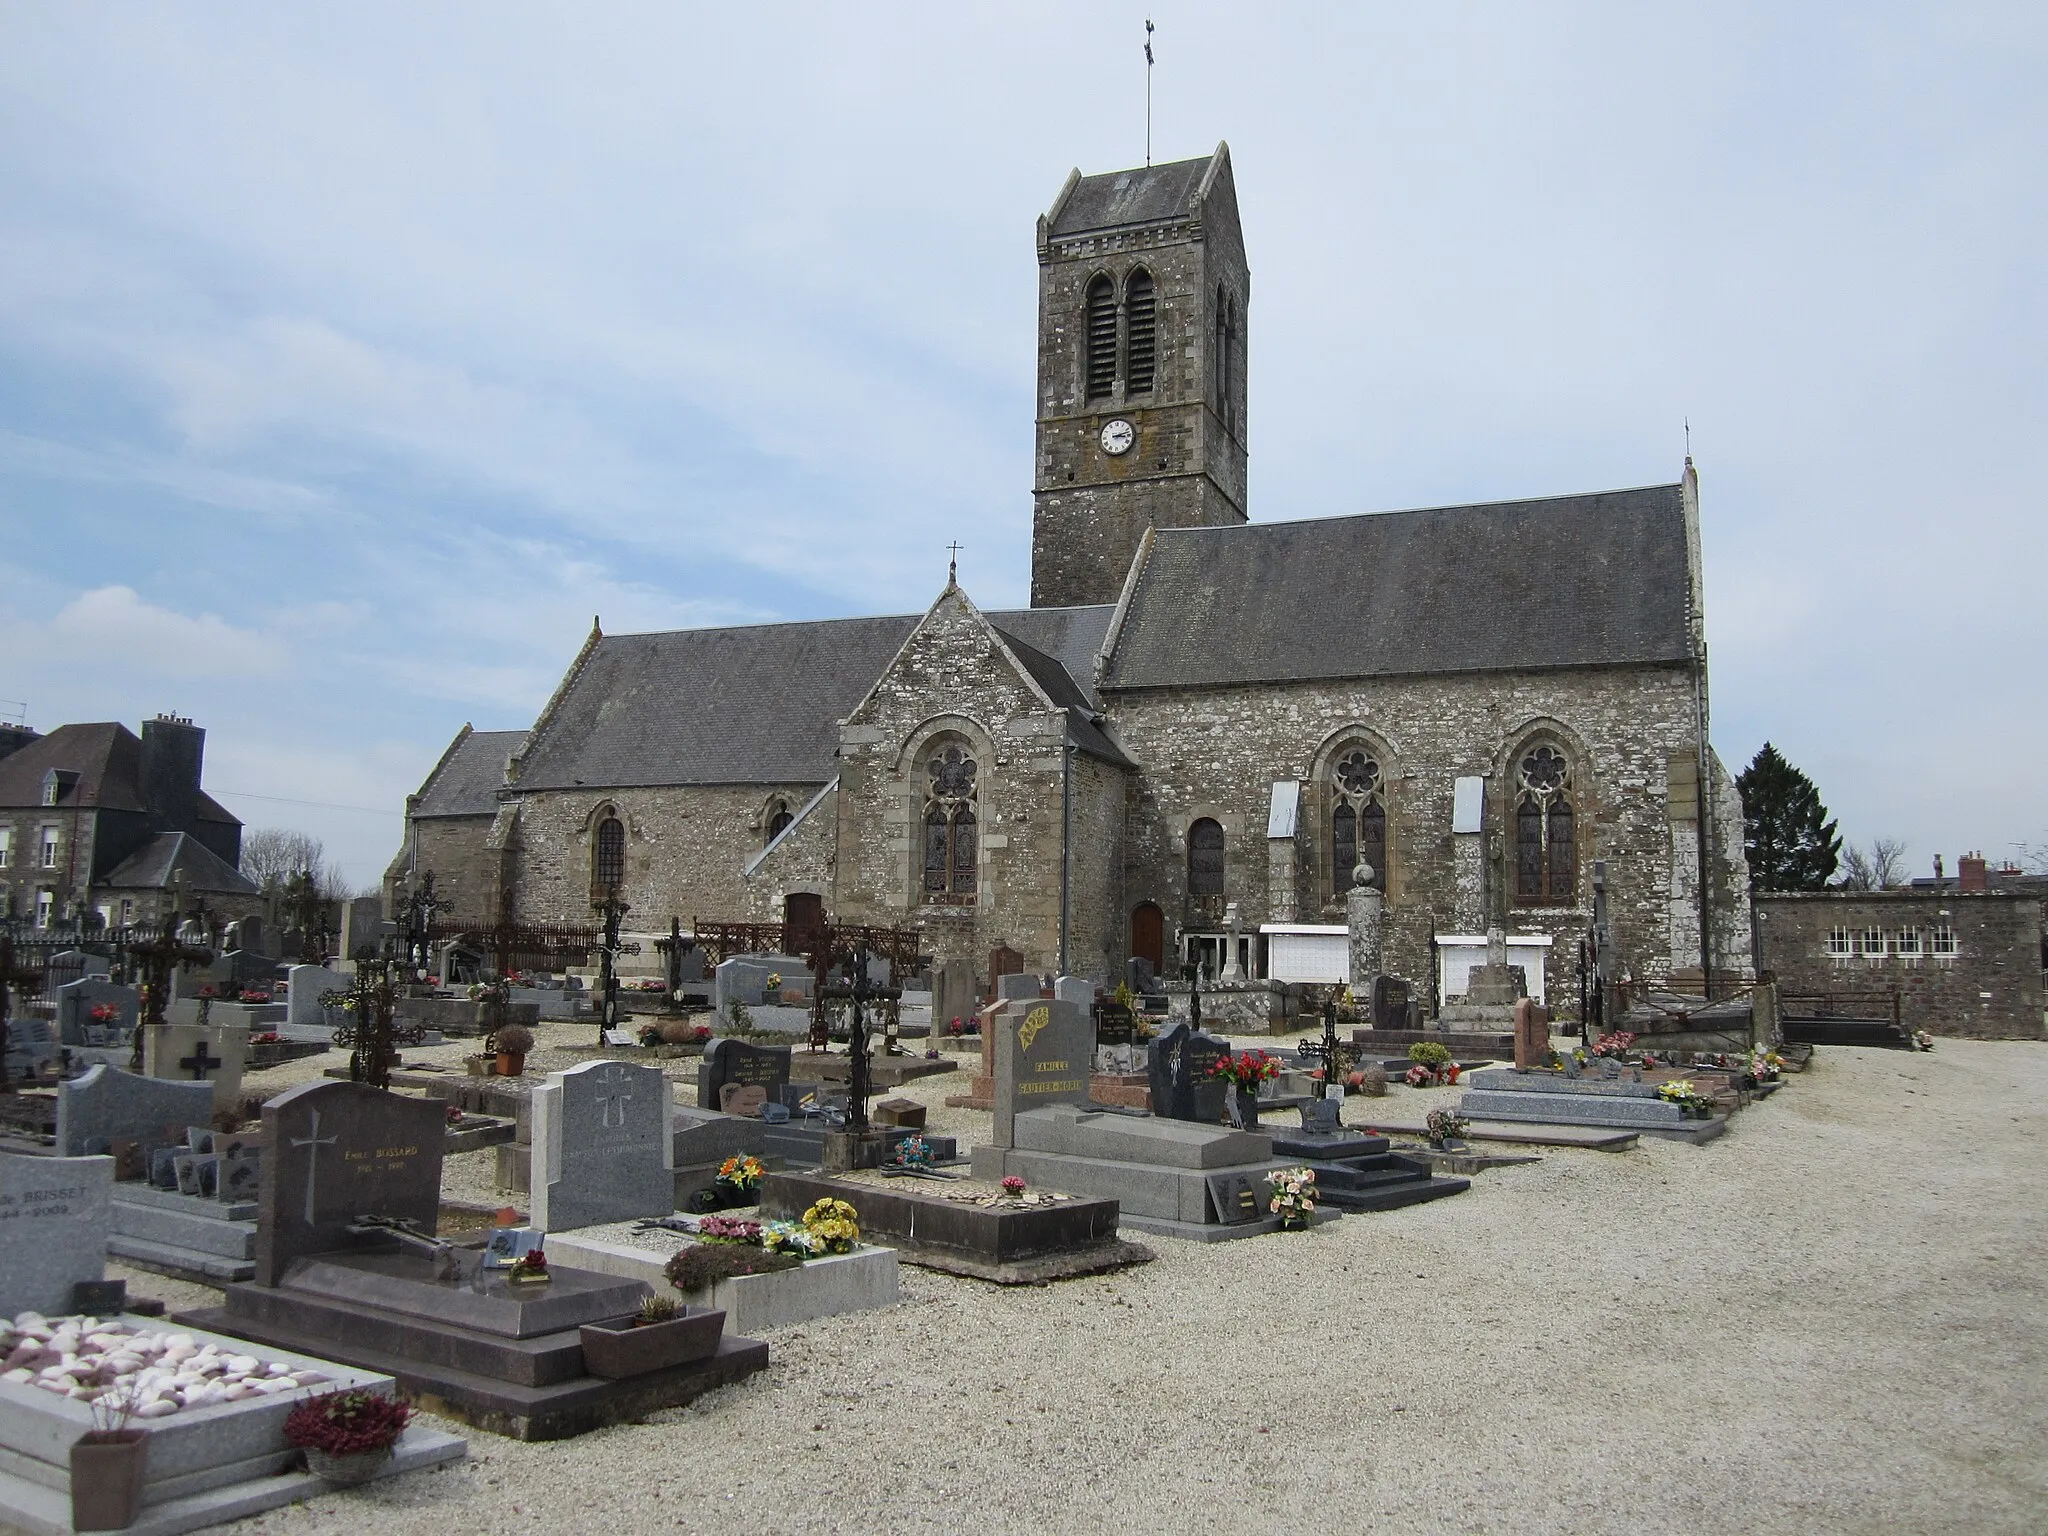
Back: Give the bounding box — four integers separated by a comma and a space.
1205, 1170, 1265, 1225
1372, 976, 1412, 1033
257, 1080, 446, 1287
1095, 1002, 1136, 1047
698, 1038, 792, 1112
1146, 1024, 1233, 1122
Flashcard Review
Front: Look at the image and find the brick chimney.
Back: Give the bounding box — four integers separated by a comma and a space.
139, 713, 205, 831
1957, 851, 1988, 893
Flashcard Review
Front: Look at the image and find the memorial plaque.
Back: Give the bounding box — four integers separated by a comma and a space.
1095, 1001, 1136, 1047
698, 1038, 792, 1111
1204, 1170, 1265, 1225
719, 1082, 769, 1117
1372, 976, 1412, 1033
257, 1080, 446, 1287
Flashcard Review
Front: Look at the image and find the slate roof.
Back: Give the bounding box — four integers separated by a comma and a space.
1101, 484, 1697, 690
102, 831, 259, 895
414, 729, 526, 818
514, 605, 1119, 792
0, 722, 237, 824
1050, 153, 1215, 236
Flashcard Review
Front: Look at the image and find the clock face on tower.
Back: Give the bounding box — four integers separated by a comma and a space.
1099, 418, 1136, 456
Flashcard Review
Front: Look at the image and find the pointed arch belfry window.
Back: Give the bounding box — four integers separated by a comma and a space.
1513, 744, 1576, 905
592, 813, 625, 899
1330, 748, 1386, 892
922, 740, 979, 905
1188, 818, 1225, 900
1084, 275, 1117, 402
1213, 285, 1237, 433
1124, 267, 1156, 394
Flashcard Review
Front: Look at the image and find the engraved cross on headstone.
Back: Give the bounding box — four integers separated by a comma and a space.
596, 1064, 633, 1128
179, 1039, 223, 1081
290, 1107, 338, 1224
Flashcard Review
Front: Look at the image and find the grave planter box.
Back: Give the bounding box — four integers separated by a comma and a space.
546, 1233, 899, 1337
578, 1306, 725, 1378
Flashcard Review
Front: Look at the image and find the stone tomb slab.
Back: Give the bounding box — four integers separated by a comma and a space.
256, 1080, 446, 1287
1457, 1088, 1685, 1128
56, 1064, 214, 1160
531, 1059, 675, 1232
0, 1151, 112, 1316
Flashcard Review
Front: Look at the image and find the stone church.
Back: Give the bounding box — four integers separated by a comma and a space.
391, 143, 1753, 1012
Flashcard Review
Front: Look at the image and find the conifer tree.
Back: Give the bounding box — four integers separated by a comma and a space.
1736, 743, 1841, 890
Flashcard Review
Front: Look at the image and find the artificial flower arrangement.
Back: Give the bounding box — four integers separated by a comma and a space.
1000, 1175, 1027, 1198
717, 1154, 765, 1194
1591, 1031, 1637, 1059
467, 978, 510, 1004
696, 1215, 762, 1244
89, 1003, 119, 1024
800, 1198, 860, 1253
1655, 1079, 1716, 1115
237, 990, 272, 1004
1207, 1050, 1280, 1090
1265, 1166, 1317, 1228
252, 1032, 282, 1045
764, 972, 783, 993
1425, 1107, 1469, 1146
638, 1023, 664, 1048
1747, 1047, 1784, 1082
892, 1134, 935, 1170
507, 1248, 550, 1284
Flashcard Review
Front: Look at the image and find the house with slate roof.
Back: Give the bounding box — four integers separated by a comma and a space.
0, 713, 258, 930
390, 145, 1754, 1011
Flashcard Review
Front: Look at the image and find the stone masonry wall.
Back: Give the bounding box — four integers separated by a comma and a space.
1105, 663, 1719, 1012
1756, 891, 2045, 1039
393, 815, 503, 925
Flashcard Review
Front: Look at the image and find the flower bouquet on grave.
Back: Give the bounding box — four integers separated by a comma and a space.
711, 1154, 765, 1208
761, 1221, 825, 1259
697, 1215, 764, 1245
891, 1134, 935, 1171
1591, 1031, 1637, 1060
253, 1031, 282, 1045
1208, 1050, 1280, 1090
1425, 1108, 1469, 1149
284, 1389, 411, 1486
90, 1003, 119, 1024
801, 1197, 860, 1253
1265, 1166, 1317, 1229
238, 990, 272, 1004
1403, 1064, 1435, 1089
1745, 1047, 1783, 1085
1655, 1079, 1715, 1116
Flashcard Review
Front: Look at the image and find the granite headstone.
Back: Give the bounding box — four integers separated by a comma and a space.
256, 1080, 446, 1287
56, 1063, 216, 1160
991, 995, 1090, 1150
1145, 1022, 1233, 1123
286, 965, 351, 1028
55, 978, 141, 1046
0, 1151, 113, 1316
531, 1060, 675, 1232
698, 1038, 793, 1112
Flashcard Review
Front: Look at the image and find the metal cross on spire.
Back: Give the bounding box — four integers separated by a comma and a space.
946, 541, 963, 585
1144, 19, 1156, 167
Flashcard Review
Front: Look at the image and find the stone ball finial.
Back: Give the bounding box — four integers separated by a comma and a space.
1352, 861, 1377, 889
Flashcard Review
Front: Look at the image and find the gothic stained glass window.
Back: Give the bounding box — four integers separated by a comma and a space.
1085, 275, 1117, 401
922, 741, 979, 904
1188, 818, 1225, 898
1124, 267, 1156, 393
1513, 744, 1576, 905
1330, 748, 1386, 892
592, 815, 625, 897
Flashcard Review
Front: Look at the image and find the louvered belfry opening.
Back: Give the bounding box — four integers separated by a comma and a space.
1124, 268, 1156, 393
1084, 274, 1117, 401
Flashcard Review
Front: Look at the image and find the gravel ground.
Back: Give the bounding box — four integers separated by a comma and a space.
102, 1039, 2048, 1535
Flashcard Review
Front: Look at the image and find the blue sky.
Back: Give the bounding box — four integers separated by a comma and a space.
2, 3, 2042, 890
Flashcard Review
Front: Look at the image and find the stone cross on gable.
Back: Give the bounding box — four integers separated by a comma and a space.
290, 1107, 338, 1224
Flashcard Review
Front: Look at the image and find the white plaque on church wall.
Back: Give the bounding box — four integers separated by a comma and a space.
1266, 780, 1301, 839
1452, 776, 1485, 834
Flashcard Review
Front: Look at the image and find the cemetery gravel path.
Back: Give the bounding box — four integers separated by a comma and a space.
102, 1037, 2048, 1536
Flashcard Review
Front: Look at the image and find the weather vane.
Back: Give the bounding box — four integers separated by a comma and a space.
1144, 19, 1156, 167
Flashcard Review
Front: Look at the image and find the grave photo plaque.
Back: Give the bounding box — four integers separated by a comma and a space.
698, 1038, 792, 1113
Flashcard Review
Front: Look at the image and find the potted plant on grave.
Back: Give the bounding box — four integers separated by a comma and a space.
1425, 1107, 1469, 1150
1655, 1079, 1716, 1117
578, 1290, 725, 1379
1207, 1050, 1279, 1127
1265, 1166, 1317, 1231
493, 1023, 534, 1077
283, 1389, 411, 1487
70, 1387, 149, 1532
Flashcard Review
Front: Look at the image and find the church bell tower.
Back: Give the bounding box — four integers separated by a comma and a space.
1029, 142, 1250, 609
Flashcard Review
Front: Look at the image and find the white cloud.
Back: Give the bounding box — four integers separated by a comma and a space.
39, 586, 286, 679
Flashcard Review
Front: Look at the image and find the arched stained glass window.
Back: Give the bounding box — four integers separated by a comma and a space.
1330, 748, 1386, 892
922, 741, 979, 904
1513, 745, 1576, 905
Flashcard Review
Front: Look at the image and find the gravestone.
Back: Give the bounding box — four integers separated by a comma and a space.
987, 945, 1025, 1000
143, 1021, 247, 1109
698, 1038, 793, 1113
0, 1151, 113, 1315
55, 1064, 216, 1159
286, 964, 350, 1028
531, 1060, 675, 1231
56, 978, 141, 1046
671, 942, 707, 983
991, 994, 1090, 1149
713, 956, 808, 1011
1125, 955, 1157, 996
256, 1080, 446, 1286
1463, 927, 1529, 1007
46, 949, 108, 991
1145, 1021, 1233, 1123
1513, 997, 1551, 1069
1372, 976, 1412, 1033
995, 972, 1042, 1002
1095, 1001, 1137, 1048
931, 957, 976, 1036
337, 898, 393, 962
3, 1018, 58, 1081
